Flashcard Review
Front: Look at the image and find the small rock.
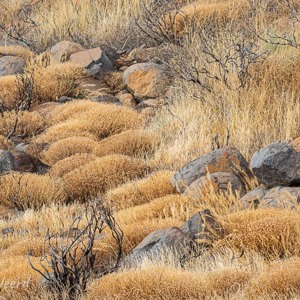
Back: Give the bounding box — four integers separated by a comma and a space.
250, 140, 300, 188
50, 41, 84, 64
116, 91, 137, 108
90, 94, 121, 105
181, 209, 223, 241
122, 63, 171, 100
70, 47, 114, 76
136, 98, 164, 110
2, 227, 14, 235
240, 186, 300, 208
0, 56, 25, 76
0, 150, 18, 173
184, 172, 246, 199
171, 147, 253, 193
58, 96, 74, 103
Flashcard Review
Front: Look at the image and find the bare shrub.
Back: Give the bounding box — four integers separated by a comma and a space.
28, 202, 123, 300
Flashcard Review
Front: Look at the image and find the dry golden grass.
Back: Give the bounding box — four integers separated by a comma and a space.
0, 172, 67, 209
63, 155, 150, 202
0, 45, 35, 60
35, 101, 144, 143
87, 265, 251, 300
92, 129, 157, 158
40, 136, 99, 165
0, 134, 14, 150
0, 111, 45, 137
106, 171, 175, 210
116, 194, 194, 226
221, 208, 300, 258
249, 256, 300, 298
49, 153, 98, 177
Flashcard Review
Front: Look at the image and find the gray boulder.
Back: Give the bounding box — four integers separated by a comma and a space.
240, 186, 300, 209
128, 227, 195, 263
0, 150, 18, 173
171, 147, 253, 193
70, 47, 114, 76
0, 56, 25, 76
181, 209, 223, 241
250, 141, 300, 188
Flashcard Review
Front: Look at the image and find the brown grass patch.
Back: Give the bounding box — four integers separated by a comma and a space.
40, 136, 99, 165
222, 208, 300, 258
63, 155, 150, 202
0, 172, 67, 210
249, 256, 300, 298
106, 171, 175, 210
0, 45, 35, 60
0, 111, 45, 137
93, 129, 157, 158
49, 153, 98, 177
87, 265, 251, 300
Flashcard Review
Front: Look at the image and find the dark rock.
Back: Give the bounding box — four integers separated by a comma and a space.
58, 96, 74, 103
171, 147, 253, 193
2, 227, 14, 235
250, 140, 300, 188
181, 209, 223, 241
0, 56, 25, 76
90, 95, 121, 105
0, 150, 18, 173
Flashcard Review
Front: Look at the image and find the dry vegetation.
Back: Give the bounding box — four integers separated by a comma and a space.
0, 0, 300, 299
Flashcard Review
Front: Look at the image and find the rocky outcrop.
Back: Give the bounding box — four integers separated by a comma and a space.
240, 186, 300, 209
250, 139, 300, 188
122, 63, 171, 100
184, 172, 246, 199
171, 147, 252, 193
50, 41, 84, 64
70, 47, 114, 76
0, 150, 18, 173
0, 56, 26, 76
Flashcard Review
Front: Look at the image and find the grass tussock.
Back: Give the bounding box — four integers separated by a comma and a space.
35, 102, 143, 143
92, 129, 157, 158
0, 135, 14, 150
87, 265, 251, 300
49, 153, 98, 177
0, 45, 35, 60
63, 155, 150, 202
107, 171, 175, 210
40, 136, 99, 165
0, 111, 45, 138
222, 208, 300, 258
0, 172, 67, 210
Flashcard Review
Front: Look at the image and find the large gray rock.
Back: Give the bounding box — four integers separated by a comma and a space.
70, 47, 114, 76
50, 41, 84, 64
240, 186, 300, 209
184, 172, 246, 199
0, 150, 18, 173
250, 140, 300, 188
122, 63, 171, 100
181, 209, 223, 241
128, 227, 195, 263
171, 147, 253, 193
0, 56, 25, 76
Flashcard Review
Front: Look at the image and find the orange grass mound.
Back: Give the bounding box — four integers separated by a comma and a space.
49, 153, 98, 177
106, 170, 175, 210
40, 136, 99, 165
222, 208, 300, 258
249, 256, 300, 298
87, 265, 251, 300
116, 194, 193, 226
63, 155, 150, 202
0, 45, 35, 60
0, 111, 45, 137
0, 172, 67, 210
93, 129, 157, 158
